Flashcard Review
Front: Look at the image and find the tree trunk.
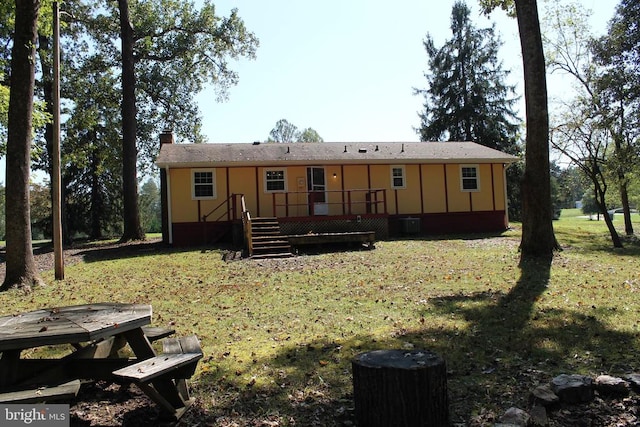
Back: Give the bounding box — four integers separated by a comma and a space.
594, 183, 623, 248
118, 0, 144, 242
2, 0, 43, 291
613, 128, 634, 236
89, 129, 103, 240
619, 181, 633, 236
352, 349, 449, 427
514, 0, 559, 259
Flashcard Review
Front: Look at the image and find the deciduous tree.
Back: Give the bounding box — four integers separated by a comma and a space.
543, 1, 628, 246
268, 119, 299, 143
480, 0, 560, 259
592, 0, 640, 236
2, 0, 43, 291
297, 127, 323, 143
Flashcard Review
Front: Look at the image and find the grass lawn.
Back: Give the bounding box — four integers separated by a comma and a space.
1, 212, 639, 425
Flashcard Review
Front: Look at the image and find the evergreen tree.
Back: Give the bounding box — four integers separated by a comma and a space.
416, 1, 521, 155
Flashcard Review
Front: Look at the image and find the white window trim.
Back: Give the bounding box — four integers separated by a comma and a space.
460, 164, 480, 192
390, 165, 406, 189
264, 168, 288, 193
191, 168, 216, 200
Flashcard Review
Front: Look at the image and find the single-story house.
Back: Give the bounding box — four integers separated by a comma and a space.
155, 131, 518, 248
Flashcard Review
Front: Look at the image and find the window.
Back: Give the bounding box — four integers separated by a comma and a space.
192, 169, 216, 199
460, 165, 479, 191
265, 169, 287, 192
391, 166, 406, 189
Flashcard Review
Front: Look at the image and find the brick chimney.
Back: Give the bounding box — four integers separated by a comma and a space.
160, 129, 174, 146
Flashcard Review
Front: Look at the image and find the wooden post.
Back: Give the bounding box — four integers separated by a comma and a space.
52, 2, 64, 280
352, 349, 449, 427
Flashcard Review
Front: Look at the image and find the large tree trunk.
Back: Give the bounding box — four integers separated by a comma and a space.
2, 0, 43, 291
514, 0, 559, 260
89, 129, 103, 239
118, 0, 144, 242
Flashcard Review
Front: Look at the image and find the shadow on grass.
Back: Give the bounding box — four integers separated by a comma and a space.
191, 256, 640, 426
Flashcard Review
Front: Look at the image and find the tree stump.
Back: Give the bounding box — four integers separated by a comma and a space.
352, 349, 449, 427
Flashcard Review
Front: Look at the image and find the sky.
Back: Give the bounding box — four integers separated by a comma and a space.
1, 0, 619, 183
194, 0, 617, 145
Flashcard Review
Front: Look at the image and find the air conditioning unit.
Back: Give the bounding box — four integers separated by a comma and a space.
399, 217, 421, 234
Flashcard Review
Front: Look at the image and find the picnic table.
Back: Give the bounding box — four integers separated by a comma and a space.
0, 303, 202, 420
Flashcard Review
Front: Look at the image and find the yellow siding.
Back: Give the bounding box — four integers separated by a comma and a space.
167, 162, 509, 224
169, 168, 228, 222
493, 165, 506, 210
446, 164, 470, 212
286, 166, 309, 216
422, 165, 447, 213
368, 165, 389, 214
169, 169, 194, 222
471, 164, 494, 211
343, 165, 369, 214
229, 167, 257, 213
397, 165, 422, 214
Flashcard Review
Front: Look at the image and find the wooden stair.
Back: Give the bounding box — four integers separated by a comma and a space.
249, 217, 293, 259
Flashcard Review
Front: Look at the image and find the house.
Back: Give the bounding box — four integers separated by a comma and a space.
155, 131, 518, 248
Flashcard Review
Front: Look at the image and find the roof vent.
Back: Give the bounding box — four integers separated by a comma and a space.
344, 145, 347, 153
286, 146, 290, 154
253, 141, 261, 145
401, 143, 405, 153
358, 148, 367, 153
375, 145, 379, 151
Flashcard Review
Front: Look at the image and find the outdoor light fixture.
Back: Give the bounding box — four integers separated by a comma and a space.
333, 173, 337, 178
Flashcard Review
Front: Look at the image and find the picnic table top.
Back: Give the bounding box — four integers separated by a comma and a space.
0, 303, 152, 352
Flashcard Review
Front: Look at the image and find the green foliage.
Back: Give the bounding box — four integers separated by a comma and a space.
139, 179, 161, 233
29, 181, 52, 240
415, 1, 521, 155
268, 119, 299, 143
553, 165, 588, 209
268, 119, 324, 143
581, 194, 600, 216
478, 0, 515, 16
297, 127, 324, 143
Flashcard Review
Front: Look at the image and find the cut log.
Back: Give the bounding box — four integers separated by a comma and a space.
352, 349, 449, 427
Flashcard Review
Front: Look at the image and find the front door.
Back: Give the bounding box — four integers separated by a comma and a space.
307, 167, 327, 215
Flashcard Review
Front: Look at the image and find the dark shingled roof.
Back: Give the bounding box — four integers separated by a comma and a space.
156, 141, 519, 168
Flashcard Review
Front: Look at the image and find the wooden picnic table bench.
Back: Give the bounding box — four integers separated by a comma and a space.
0, 303, 199, 420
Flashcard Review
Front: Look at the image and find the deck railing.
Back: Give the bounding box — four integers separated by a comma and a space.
270, 189, 387, 217
241, 195, 253, 256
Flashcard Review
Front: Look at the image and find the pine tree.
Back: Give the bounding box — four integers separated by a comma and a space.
416, 1, 521, 155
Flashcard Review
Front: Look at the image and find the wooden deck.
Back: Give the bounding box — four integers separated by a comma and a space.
286, 231, 376, 250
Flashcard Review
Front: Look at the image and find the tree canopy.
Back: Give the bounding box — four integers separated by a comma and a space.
1, 0, 258, 242
416, 1, 521, 155
268, 119, 323, 143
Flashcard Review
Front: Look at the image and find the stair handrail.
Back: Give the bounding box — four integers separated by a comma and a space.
201, 194, 241, 223
240, 195, 253, 256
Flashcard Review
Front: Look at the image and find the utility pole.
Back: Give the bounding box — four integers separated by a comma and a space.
53, 2, 64, 279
